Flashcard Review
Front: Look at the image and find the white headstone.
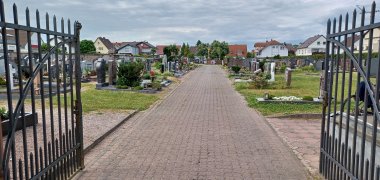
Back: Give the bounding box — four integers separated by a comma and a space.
9, 64, 16, 90
269, 62, 275, 82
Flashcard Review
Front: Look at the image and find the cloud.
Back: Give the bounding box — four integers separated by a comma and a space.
5, 0, 376, 50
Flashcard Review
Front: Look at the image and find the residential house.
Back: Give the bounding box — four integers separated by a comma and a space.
116, 41, 155, 56
363, 28, 380, 53
227, 44, 247, 58
296, 35, 326, 56
254, 40, 288, 58
0, 29, 41, 53
116, 42, 140, 56
94, 37, 114, 54
340, 35, 360, 53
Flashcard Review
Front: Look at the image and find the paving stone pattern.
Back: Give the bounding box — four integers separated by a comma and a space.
73, 65, 309, 179
266, 118, 321, 176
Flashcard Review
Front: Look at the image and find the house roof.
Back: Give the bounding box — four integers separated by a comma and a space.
2, 29, 32, 47
254, 40, 281, 48
342, 35, 360, 48
117, 41, 155, 51
298, 35, 324, 49
97, 37, 114, 50
227, 44, 247, 57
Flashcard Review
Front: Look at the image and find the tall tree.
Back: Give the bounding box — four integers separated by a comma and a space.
196, 40, 202, 46
163, 44, 179, 61
210, 40, 229, 60
247, 52, 255, 58
196, 43, 209, 57
80, 40, 96, 54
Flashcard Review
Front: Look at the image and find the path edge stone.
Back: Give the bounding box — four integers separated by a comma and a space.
83, 110, 138, 154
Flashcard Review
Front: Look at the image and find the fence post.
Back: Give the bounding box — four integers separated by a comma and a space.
74, 22, 84, 170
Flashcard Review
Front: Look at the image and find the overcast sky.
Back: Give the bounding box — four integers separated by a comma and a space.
7, 0, 377, 50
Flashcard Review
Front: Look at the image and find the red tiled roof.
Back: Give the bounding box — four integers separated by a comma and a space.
227, 44, 247, 57
254, 40, 281, 48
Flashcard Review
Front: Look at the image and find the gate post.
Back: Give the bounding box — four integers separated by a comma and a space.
0, 117, 4, 180
74, 22, 84, 169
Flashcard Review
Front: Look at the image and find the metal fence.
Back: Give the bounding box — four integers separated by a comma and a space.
0, 0, 83, 179
320, 1, 380, 180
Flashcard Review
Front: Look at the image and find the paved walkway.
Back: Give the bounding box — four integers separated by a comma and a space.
73, 65, 309, 179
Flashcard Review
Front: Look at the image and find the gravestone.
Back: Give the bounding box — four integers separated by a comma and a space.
162, 55, 168, 71
96, 58, 107, 88
145, 59, 151, 72
168, 61, 172, 72
160, 64, 164, 73
315, 61, 324, 71
9, 64, 16, 90
108, 60, 117, 85
285, 68, 292, 87
269, 62, 275, 82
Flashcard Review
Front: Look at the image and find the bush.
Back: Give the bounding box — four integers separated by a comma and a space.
152, 81, 162, 90
303, 96, 314, 101
162, 72, 174, 78
250, 73, 269, 89
231, 66, 241, 74
143, 73, 151, 80
117, 62, 144, 87
300, 65, 316, 72
0, 77, 6, 86
279, 65, 287, 73
133, 86, 144, 91
154, 62, 162, 70
264, 73, 271, 80
116, 85, 129, 89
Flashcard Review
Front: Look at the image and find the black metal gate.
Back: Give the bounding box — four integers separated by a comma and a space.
320, 1, 380, 180
0, 1, 83, 179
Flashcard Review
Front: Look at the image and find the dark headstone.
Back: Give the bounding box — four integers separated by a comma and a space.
96, 58, 107, 88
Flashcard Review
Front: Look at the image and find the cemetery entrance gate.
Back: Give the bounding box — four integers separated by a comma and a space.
0, 1, 84, 179
320, 2, 380, 180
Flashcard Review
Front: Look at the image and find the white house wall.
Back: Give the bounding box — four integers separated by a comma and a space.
257, 45, 288, 58
296, 36, 326, 56
118, 45, 139, 55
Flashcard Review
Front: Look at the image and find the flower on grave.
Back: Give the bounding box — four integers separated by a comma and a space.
273, 96, 302, 101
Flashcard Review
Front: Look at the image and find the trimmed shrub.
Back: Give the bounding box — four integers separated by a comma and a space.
117, 62, 144, 87
143, 73, 151, 80
303, 96, 314, 101
231, 66, 241, 74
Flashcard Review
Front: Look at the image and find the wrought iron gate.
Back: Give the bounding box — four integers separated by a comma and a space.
0, 1, 83, 179
320, 1, 380, 180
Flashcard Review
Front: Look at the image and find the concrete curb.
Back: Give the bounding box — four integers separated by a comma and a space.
83, 110, 138, 155
268, 113, 323, 119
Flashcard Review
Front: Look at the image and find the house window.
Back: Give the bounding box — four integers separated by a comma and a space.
323, 42, 326, 45
317, 42, 320, 45
280, 46, 284, 50
272, 46, 275, 48
98, 47, 103, 50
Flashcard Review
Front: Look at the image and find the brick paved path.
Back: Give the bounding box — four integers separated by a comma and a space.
73, 65, 309, 179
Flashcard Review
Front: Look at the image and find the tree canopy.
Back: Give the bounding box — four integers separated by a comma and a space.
163, 44, 179, 61
80, 40, 96, 54
209, 40, 229, 60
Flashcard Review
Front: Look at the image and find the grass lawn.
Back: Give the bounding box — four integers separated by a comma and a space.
235, 70, 360, 116
76, 83, 159, 113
